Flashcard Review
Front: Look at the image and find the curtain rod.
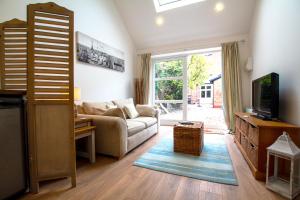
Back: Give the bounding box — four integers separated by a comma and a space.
138, 39, 247, 55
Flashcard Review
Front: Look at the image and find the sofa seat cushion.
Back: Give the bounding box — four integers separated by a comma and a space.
129, 117, 157, 128
126, 120, 146, 137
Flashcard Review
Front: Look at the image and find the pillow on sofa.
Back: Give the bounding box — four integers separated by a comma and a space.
124, 104, 139, 119
136, 104, 156, 117
112, 98, 135, 118
93, 108, 107, 115
82, 101, 113, 115
112, 98, 134, 108
76, 105, 86, 114
103, 108, 126, 120
106, 104, 117, 109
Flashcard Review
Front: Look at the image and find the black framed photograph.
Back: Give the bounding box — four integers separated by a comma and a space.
76, 31, 125, 72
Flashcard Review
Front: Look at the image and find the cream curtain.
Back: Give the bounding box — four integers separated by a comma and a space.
222, 42, 242, 132
135, 53, 151, 104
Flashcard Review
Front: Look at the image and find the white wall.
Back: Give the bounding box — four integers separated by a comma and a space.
238, 40, 252, 110
249, 0, 300, 125
0, 0, 136, 102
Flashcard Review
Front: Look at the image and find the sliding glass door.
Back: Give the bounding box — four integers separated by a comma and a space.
152, 48, 223, 127
153, 57, 187, 124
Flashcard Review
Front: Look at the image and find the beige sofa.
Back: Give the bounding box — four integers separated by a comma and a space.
78, 98, 160, 159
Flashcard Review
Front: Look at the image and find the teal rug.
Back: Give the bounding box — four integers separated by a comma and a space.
134, 134, 238, 185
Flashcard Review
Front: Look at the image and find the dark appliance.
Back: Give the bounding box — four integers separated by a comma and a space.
0, 91, 28, 199
252, 73, 279, 120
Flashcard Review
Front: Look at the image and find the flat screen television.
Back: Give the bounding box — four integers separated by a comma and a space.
252, 73, 279, 120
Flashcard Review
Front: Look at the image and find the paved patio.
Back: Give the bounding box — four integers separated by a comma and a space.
160, 104, 228, 133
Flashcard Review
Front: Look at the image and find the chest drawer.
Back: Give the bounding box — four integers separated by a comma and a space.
235, 129, 241, 143
240, 133, 248, 152
247, 141, 258, 168
240, 120, 249, 136
248, 124, 259, 146
235, 117, 241, 130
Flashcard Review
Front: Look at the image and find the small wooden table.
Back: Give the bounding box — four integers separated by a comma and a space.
173, 122, 204, 156
75, 117, 96, 163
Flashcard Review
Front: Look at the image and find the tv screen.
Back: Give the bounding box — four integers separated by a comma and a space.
252, 73, 279, 119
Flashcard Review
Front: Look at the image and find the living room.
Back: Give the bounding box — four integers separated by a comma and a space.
0, 0, 300, 200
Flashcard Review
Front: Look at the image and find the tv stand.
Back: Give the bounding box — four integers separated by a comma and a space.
234, 112, 300, 181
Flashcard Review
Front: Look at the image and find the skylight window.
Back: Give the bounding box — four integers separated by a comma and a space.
153, 0, 206, 12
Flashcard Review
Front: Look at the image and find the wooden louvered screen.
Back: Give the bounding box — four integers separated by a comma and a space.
0, 19, 28, 90
27, 3, 73, 102
27, 3, 75, 193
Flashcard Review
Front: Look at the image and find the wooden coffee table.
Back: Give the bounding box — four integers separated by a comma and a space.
173, 122, 204, 156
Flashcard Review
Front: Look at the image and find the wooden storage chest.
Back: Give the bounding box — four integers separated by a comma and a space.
173, 122, 204, 156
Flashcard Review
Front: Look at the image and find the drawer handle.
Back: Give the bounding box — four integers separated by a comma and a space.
250, 143, 255, 148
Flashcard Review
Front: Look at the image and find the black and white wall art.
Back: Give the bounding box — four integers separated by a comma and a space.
76, 32, 125, 72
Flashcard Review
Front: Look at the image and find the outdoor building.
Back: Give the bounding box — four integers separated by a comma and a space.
210, 74, 223, 108
188, 74, 222, 108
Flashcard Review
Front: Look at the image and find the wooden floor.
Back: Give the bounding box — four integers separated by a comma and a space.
21, 126, 290, 200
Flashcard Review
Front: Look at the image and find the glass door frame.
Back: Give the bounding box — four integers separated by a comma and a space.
152, 55, 188, 125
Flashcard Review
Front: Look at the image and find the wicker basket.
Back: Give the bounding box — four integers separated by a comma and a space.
173, 122, 204, 156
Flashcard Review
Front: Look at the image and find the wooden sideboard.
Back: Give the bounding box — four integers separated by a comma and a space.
234, 112, 300, 181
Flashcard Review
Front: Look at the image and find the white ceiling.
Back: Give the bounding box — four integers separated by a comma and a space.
114, 0, 256, 51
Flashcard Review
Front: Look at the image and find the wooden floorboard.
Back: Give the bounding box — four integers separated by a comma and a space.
20, 126, 293, 200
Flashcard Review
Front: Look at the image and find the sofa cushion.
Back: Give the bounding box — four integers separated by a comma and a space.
129, 117, 157, 128
76, 105, 86, 114
136, 104, 156, 117
106, 104, 117, 109
126, 120, 146, 137
103, 108, 126, 120
124, 104, 139, 119
113, 98, 134, 108
113, 98, 135, 118
82, 101, 114, 115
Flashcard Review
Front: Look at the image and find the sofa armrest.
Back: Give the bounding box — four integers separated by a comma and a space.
78, 114, 127, 158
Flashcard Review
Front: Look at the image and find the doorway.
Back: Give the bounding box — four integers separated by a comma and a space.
199, 84, 213, 106
152, 47, 227, 132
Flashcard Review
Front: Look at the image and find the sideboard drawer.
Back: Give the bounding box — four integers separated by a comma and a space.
248, 125, 259, 146
235, 129, 241, 143
240, 133, 248, 152
241, 120, 249, 135
235, 117, 241, 130
247, 142, 258, 168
